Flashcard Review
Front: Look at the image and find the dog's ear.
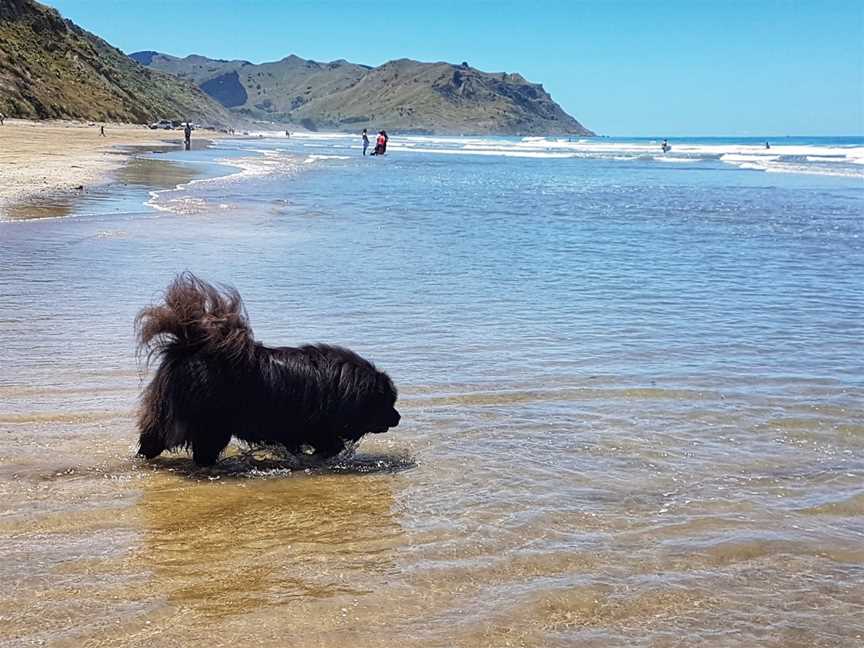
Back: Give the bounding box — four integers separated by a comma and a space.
376, 372, 398, 402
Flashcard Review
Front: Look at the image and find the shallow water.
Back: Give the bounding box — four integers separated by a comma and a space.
0, 134, 862, 646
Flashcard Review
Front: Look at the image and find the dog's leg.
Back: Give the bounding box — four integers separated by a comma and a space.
137, 408, 167, 459
190, 423, 232, 466
137, 366, 174, 460
311, 432, 347, 459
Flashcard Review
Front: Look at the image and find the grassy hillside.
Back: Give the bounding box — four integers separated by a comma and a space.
134, 51, 593, 136
0, 0, 232, 126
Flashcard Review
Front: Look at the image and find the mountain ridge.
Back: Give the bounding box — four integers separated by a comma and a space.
132, 51, 594, 136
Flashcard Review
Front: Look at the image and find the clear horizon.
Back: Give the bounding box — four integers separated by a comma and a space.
46, 0, 864, 137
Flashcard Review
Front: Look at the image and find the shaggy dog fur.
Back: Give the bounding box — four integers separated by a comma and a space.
135, 273, 400, 466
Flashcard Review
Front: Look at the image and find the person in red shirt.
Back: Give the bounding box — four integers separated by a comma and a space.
372, 131, 386, 155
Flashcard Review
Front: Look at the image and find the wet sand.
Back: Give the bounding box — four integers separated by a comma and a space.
0, 119, 223, 216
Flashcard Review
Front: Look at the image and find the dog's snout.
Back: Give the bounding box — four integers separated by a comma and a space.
390, 409, 401, 426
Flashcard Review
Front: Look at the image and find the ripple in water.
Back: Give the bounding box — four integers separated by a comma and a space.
0, 134, 862, 646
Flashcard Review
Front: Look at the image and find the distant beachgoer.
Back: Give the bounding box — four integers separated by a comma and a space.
100, 125, 105, 137
362, 128, 369, 156
382, 130, 389, 153
372, 131, 386, 156
0, 112, 5, 126
765, 141, 770, 149
661, 138, 670, 153
285, 130, 290, 137
184, 121, 192, 151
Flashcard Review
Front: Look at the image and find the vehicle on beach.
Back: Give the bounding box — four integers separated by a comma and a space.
149, 119, 174, 130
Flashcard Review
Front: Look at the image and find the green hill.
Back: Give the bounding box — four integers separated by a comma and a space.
132, 51, 593, 136
0, 0, 232, 126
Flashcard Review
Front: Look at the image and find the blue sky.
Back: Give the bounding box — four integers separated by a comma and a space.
48, 0, 863, 136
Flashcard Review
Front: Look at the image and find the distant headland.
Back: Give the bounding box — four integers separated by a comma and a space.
131, 51, 595, 136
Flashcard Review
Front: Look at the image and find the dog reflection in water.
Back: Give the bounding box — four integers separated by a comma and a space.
135, 273, 400, 466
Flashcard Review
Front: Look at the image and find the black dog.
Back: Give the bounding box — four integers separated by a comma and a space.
135, 273, 400, 466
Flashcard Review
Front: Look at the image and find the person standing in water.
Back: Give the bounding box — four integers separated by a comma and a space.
184, 121, 192, 151
381, 130, 389, 153
661, 138, 670, 153
372, 131, 386, 156
362, 128, 369, 156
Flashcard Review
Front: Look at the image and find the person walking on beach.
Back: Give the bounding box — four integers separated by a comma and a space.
362, 128, 369, 156
184, 121, 192, 151
0, 112, 5, 126
100, 125, 105, 137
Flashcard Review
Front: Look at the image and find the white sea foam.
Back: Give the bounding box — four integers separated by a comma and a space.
146, 196, 212, 215
760, 163, 863, 178
145, 134, 862, 213
720, 153, 780, 163
653, 156, 696, 163
303, 154, 352, 164
286, 131, 351, 140
268, 131, 863, 169
400, 138, 862, 174
387, 145, 579, 159
146, 151, 303, 215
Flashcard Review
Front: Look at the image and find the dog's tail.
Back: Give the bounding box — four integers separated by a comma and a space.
135, 272, 254, 365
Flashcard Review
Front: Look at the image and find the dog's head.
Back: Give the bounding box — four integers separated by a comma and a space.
367, 371, 400, 434
340, 369, 400, 442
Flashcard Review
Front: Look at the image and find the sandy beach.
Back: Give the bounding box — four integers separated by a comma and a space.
0, 119, 224, 214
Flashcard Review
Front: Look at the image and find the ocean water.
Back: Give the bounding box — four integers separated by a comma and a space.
0, 133, 862, 646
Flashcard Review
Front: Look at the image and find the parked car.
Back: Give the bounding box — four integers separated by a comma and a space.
149, 119, 174, 130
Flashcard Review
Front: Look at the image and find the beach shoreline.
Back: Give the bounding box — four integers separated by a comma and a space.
0, 119, 228, 217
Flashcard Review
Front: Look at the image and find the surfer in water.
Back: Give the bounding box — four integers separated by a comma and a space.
661, 139, 671, 153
